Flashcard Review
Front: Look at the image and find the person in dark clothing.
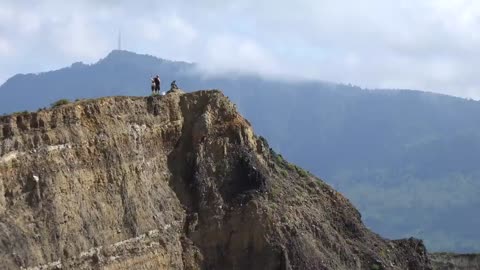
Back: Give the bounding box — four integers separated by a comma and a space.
170, 80, 178, 90
153, 75, 160, 94
151, 75, 161, 94
151, 78, 156, 94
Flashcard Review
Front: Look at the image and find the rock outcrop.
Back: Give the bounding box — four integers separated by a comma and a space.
430, 253, 480, 270
0, 90, 431, 269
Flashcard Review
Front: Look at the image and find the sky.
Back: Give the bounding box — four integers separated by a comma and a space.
0, 0, 479, 99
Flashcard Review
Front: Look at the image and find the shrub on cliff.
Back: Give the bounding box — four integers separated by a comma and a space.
51, 99, 70, 108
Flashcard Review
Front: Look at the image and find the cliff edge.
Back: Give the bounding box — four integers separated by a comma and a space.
0, 90, 430, 269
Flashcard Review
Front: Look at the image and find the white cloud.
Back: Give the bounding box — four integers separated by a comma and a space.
138, 19, 163, 42
198, 35, 284, 77
0, 5, 14, 25
51, 15, 110, 61
169, 15, 198, 44
136, 15, 197, 44
17, 11, 42, 34
0, 38, 13, 55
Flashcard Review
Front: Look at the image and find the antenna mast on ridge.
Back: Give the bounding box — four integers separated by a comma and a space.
118, 31, 122, 51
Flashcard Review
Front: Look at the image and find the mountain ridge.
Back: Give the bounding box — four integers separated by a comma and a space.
1, 50, 474, 109
1, 50, 193, 88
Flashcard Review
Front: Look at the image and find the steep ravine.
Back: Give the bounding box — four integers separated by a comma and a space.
0, 89, 430, 269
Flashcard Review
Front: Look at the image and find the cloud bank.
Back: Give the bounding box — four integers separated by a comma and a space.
0, 0, 479, 98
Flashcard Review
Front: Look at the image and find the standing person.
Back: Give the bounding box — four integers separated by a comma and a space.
154, 75, 161, 94
151, 75, 161, 94
151, 77, 156, 94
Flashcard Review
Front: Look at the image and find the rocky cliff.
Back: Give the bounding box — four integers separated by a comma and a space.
0, 89, 431, 269
430, 253, 480, 270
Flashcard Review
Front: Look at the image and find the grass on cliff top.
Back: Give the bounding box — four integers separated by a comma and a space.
51, 99, 70, 108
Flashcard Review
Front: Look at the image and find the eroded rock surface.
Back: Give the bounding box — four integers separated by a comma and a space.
0, 90, 431, 269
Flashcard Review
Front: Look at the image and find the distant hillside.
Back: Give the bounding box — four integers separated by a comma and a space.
2, 50, 480, 252
430, 253, 480, 270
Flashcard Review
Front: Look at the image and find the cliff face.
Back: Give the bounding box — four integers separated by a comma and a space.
430, 253, 480, 270
0, 90, 430, 270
